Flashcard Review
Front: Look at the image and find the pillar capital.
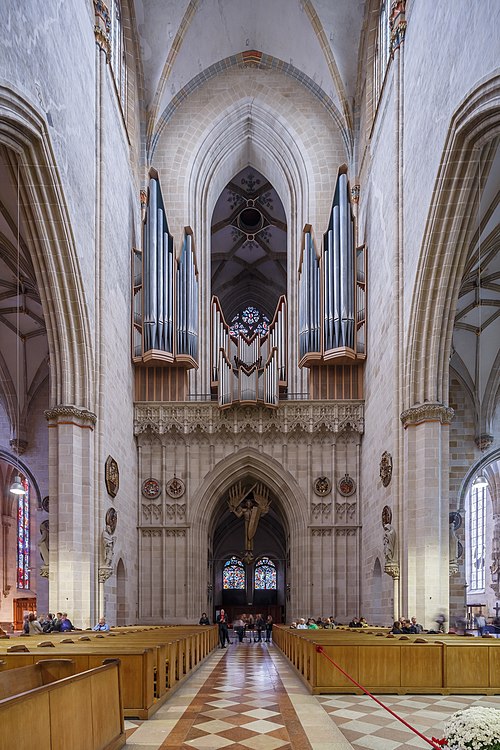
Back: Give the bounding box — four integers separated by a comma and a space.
45, 405, 97, 429
400, 403, 454, 428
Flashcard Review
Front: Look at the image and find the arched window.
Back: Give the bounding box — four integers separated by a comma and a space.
17, 477, 30, 590
373, 0, 391, 106
467, 483, 487, 592
110, 0, 127, 110
254, 557, 276, 590
229, 306, 269, 338
223, 556, 245, 589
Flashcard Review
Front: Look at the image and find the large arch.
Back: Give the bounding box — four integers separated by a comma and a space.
153, 67, 347, 397
188, 447, 309, 619
0, 84, 93, 410
405, 72, 500, 408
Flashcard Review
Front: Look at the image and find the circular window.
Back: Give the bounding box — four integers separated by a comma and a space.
238, 207, 264, 234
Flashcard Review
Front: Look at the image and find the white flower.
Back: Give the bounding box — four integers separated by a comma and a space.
444, 707, 500, 750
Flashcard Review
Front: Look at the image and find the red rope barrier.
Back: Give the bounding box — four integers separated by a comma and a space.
315, 645, 443, 749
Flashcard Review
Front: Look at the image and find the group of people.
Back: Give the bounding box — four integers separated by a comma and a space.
209, 610, 274, 647
390, 616, 423, 634
22, 611, 75, 634
21, 612, 111, 634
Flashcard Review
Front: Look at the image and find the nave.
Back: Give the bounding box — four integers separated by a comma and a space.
122, 642, 500, 750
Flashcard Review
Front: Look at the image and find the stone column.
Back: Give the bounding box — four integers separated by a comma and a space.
400, 404, 454, 629
45, 406, 96, 627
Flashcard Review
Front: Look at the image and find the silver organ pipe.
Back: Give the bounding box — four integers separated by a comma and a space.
298, 232, 320, 360
140, 171, 186, 361
211, 295, 285, 408
297, 167, 366, 367
176, 231, 199, 360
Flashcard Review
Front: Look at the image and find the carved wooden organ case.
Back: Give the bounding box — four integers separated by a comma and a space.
298, 167, 366, 397
132, 169, 199, 400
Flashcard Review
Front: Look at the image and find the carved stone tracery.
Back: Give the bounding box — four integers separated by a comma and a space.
134, 402, 364, 437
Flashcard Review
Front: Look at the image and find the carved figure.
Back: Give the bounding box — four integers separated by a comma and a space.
227, 481, 271, 555
383, 523, 397, 562
38, 520, 49, 565
102, 520, 116, 568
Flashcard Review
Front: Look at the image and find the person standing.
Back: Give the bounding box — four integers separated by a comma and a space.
265, 614, 273, 643
216, 608, 229, 648
476, 613, 487, 636
255, 613, 265, 642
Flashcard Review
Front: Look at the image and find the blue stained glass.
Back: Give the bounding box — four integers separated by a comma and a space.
223, 556, 246, 589
17, 478, 30, 590
254, 557, 276, 590
229, 306, 270, 338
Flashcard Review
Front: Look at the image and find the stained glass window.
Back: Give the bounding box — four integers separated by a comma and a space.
223, 556, 245, 589
468, 483, 486, 592
17, 477, 30, 590
254, 557, 277, 590
229, 306, 269, 338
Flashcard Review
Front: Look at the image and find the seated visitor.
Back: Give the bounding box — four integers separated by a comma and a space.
60, 613, 75, 631
410, 616, 423, 633
359, 617, 369, 627
349, 617, 362, 627
199, 612, 210, 625
93, 617, 110, 632
391, 621, 403, 634
307, 618, 318, 629
296, 618, 307, 629
322, 617, 336, 629
28, 612, 43, 635
289, 621, 297, 629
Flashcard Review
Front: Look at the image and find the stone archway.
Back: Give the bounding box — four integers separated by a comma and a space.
188, 448, 308, 623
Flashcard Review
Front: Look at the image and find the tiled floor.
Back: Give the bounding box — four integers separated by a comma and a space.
123, 642, 500, 750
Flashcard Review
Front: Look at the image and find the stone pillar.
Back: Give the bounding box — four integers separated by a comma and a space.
401, 404, 454, 629
45, 406, 97, 627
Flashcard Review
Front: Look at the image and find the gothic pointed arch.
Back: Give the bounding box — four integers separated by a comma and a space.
405, 73, 500, 410
0, 85, 93, 410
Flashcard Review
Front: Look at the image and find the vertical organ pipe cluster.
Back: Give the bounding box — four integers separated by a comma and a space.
298, 168, 366, 366
211, 296, 286, 408
135, 170, 198, 367
143, 173, 174, 353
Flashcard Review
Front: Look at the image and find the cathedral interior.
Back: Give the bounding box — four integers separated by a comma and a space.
0, 0, 499, 637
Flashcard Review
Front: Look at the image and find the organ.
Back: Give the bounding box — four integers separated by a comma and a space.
133, 169, 198, 369
299, 166, 366, 367
211, 296, 287, 408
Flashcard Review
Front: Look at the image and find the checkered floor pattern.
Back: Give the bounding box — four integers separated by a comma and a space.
123, 643, 500, 749
317, 693, 500, 750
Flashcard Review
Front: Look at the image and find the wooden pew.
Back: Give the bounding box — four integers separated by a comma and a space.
0, 660, 125, 750
0, 658, 74, 699
272, 625, 500, 695
0, 624, 218, 718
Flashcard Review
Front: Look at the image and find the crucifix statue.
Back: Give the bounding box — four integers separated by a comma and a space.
227, 481, 271, 563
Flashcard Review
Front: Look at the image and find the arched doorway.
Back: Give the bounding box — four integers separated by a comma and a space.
211, 477, 287, 623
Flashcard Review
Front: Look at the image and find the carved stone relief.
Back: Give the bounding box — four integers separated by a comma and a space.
335, 502, 356, 520
311, 528, 332, 537
142, 503, 162, 521
311, 502, 331, 520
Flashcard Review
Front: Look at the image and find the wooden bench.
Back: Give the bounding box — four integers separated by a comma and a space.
273, 625, 500, 695
0, 624, 218, 718
0, 659, 125, 750
0, 658, 74, 699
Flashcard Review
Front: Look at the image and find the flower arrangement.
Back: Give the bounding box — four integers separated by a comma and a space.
434, 706, 500, 750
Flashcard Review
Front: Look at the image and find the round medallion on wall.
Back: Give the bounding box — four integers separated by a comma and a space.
41, 495, 49, 512
166, 477, 185, 498
337, 473, 356, 497
105, 507, 117, 534
142, 478, 161, 499
313, 476, 331, 497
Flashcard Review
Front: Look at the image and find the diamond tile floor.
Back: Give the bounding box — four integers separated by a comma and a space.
123, 641, 500, 749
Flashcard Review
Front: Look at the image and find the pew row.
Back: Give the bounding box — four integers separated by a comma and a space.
0, 659, 125, 750
272, 626, 500, 695
0, 625, 218, 718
